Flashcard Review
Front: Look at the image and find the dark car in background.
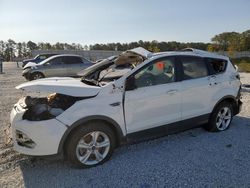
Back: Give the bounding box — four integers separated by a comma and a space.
22, 54, 93, 80
22, 53, 58, 67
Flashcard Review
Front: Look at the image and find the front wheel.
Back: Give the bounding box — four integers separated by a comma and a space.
31, 72, 44, 80
65, 122, 116, 168
205, 102, 233, 132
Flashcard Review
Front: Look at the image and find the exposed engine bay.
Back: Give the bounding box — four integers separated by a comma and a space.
21, 93, 82, 121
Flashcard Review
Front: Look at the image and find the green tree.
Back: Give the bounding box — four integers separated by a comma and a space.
211, 32, 241, 51
27, 41, 37, 55
4, 39, 16, 61
240, 30, 250, 51
16, 42, 23, 57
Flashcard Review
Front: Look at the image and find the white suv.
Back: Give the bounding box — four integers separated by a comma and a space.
10, 48, 242, 168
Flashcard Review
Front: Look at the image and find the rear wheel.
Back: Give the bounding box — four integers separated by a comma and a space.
205, 102, 233, 132
65, 122, 116, 168
31, 72, 44, 80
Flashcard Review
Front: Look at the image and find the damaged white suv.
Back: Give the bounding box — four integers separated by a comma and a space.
10, 48, 242, 168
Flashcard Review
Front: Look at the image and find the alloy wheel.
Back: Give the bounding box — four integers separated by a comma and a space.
216, 107, 232, 131
33, 73, 43, 80
76, 131, 110, 165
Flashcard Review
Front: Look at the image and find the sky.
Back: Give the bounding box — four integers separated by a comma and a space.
0, 0, 250, 45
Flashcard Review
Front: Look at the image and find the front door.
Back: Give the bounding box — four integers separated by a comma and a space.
124, 57, 181, 134
42, 57, 67, 77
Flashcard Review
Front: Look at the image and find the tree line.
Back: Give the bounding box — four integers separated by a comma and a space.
208, 29, 250, 52
0, 29, 249, 61
0, 40, 87, 61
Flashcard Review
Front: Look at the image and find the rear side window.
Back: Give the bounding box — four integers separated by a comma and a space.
180, 56, 208, 80
205, 58, 227, 75
63, 56, 83, 64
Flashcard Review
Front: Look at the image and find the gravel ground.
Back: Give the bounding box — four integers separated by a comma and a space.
0, 62, 250, 188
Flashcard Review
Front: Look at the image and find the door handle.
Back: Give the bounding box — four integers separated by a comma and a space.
166, 90, 178, 95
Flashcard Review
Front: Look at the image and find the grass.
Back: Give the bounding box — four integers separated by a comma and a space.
231, 57, 250, 73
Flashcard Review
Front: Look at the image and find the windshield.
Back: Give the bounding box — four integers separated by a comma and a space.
38, 55, 59, 65
34, 54, 40, 59
80, 56, 134, 87
78, 56, 117, 77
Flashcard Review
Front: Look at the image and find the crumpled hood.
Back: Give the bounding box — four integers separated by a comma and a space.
16, 77, 101, 97
23, 62, 38, 69
126, 47, 152, 59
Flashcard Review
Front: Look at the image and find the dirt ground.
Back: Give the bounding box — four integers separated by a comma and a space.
0, 62, 250, 187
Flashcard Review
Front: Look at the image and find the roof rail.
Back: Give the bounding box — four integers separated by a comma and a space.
181, 48, 210, 54
181, 48, 228, 58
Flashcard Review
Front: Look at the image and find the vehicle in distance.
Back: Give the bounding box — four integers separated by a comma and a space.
11, 47, 242, 168
22, 54, 93, 80
22, 53, 58, 67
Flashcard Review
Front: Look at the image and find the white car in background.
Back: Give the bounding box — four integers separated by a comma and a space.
22, 54, 93, 80
10, 47, 242, 168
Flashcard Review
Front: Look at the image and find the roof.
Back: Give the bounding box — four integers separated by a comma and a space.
151, 48, 229, 60
50, 54, 83, 58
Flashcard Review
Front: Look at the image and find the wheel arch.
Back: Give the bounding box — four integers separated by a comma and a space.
212, 95, 238, 116
57, 115, 126, 156
31, 71, 45, 79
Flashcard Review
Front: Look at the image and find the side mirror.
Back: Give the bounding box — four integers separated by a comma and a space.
125, 76, 137, 91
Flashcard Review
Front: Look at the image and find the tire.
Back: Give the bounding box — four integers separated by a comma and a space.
65, 122, 116, 168
31, 72, 44, 80
204, 102, 233, 132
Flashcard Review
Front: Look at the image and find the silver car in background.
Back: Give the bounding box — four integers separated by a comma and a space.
22, 54, 93, 80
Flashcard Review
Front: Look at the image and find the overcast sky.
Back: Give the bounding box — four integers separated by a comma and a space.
0, 0, 250, 45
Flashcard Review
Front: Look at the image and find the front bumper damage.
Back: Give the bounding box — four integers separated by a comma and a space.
10, 101, 67, 156
22, 68, 32, 80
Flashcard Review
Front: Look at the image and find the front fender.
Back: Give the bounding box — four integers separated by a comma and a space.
57, 115, 126, 154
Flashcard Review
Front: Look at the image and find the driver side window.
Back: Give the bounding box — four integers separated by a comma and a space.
133, 57, 176, 88
47, 57, 63, 65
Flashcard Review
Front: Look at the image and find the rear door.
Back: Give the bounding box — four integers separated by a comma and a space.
63, 56, 88, 76
179, 56, 212, 120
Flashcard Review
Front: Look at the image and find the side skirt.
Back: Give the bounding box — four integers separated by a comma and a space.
126, 114, 210, 143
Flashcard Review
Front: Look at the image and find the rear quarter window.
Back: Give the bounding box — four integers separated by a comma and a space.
205, 58, 227, 75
